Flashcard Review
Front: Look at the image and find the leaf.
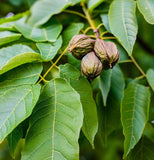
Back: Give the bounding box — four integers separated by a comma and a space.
0, 63, 42, 93
27, 0, 80, 26
7, 126, 23, 158
121, 82, 151, 158
137, 0, 154, 24
36, 36, 62, 61
0, 84, 41, 143
126, 137, 154, 160
96, 65, 125, 145
61, 23, 84, 51
98, 70, 112, 106
109, 0, 138, 55
0, 44, 42, 75
22, 78, 83, 160
15, 17, 62, 42
143, 123, 154, 141
59, 64, 98, 147
100, 14, 111, 32
0, 12, 27, 31
146, 69, 154, 91
88, 0, 104, 13
59, 63, 80, 81
70, 77, 98, 148
0, 31, 21, 46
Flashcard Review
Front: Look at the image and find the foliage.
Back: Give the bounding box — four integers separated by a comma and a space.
0, 0, 154, 160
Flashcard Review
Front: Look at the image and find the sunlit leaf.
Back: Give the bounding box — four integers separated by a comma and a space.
0, 31, 21, 46
0, 63, 42, 93
121, 82, 151, 158
0, 44, 42, 75
137, 0, 154, 24
109, 0, 137, 55
36, 36, 62, 61
22, 78, 83, 160
15, 17, 62, 42
0, 84, 41, 143
28, 0, 81, 26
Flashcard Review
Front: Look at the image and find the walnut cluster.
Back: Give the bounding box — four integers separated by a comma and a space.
68, 32, 119, 79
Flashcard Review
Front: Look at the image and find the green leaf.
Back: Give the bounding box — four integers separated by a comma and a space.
88, 0, 104, 13
121, 82, 151, 158
22, 78, 83, 160
0, 84, 41, 143
0, 44, 42, 75
61, 23, 84, 51
0, 63, 42, 93
28, 0, 80, 26
96, 65, 125, 145
7, 126, 23, 158
143, 123, 154, 141
137, 0, 154, 24
146, 69, 154, 91
0, 12, 27, 31
59, 64, 98, 147
15, 17, 62, 42
0, 31, 21, 46
98, 70, 112, 106
126, 137, 154, 160
36, 36, 62, 61
70, 78, 98, 148
109, 0, 138, 55
100, 14, 111, 32
59, 63, 80, 81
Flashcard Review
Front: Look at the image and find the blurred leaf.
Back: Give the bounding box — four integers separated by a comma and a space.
100, 14, 111, 32
88, 0, 104, 13
0, 44, 42, 75
15, 17, 62, 42
121, 82, 151, 158
61, 23, 84, 51
8, 0, 26, 6
143, 123, 154, 141
137, 0, 154, 25
0, 63, 42, 93
36, 36, 62, 61
7, 126, 23, 158
126, 137, 154, 160
22, 78, 83, 160
0, 84, 41, 143
27, 0, 81, 26
60, 63, 98, 147
109, 0, 137, 55
0, 31, 21, 46
59, 63, 80, 81
98, 70, 112, 106
146, 69, 154, 91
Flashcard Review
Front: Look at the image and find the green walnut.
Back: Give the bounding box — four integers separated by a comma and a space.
81, 51, 102, 79
68, 34, 95, 60
94, 38, 120, 69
